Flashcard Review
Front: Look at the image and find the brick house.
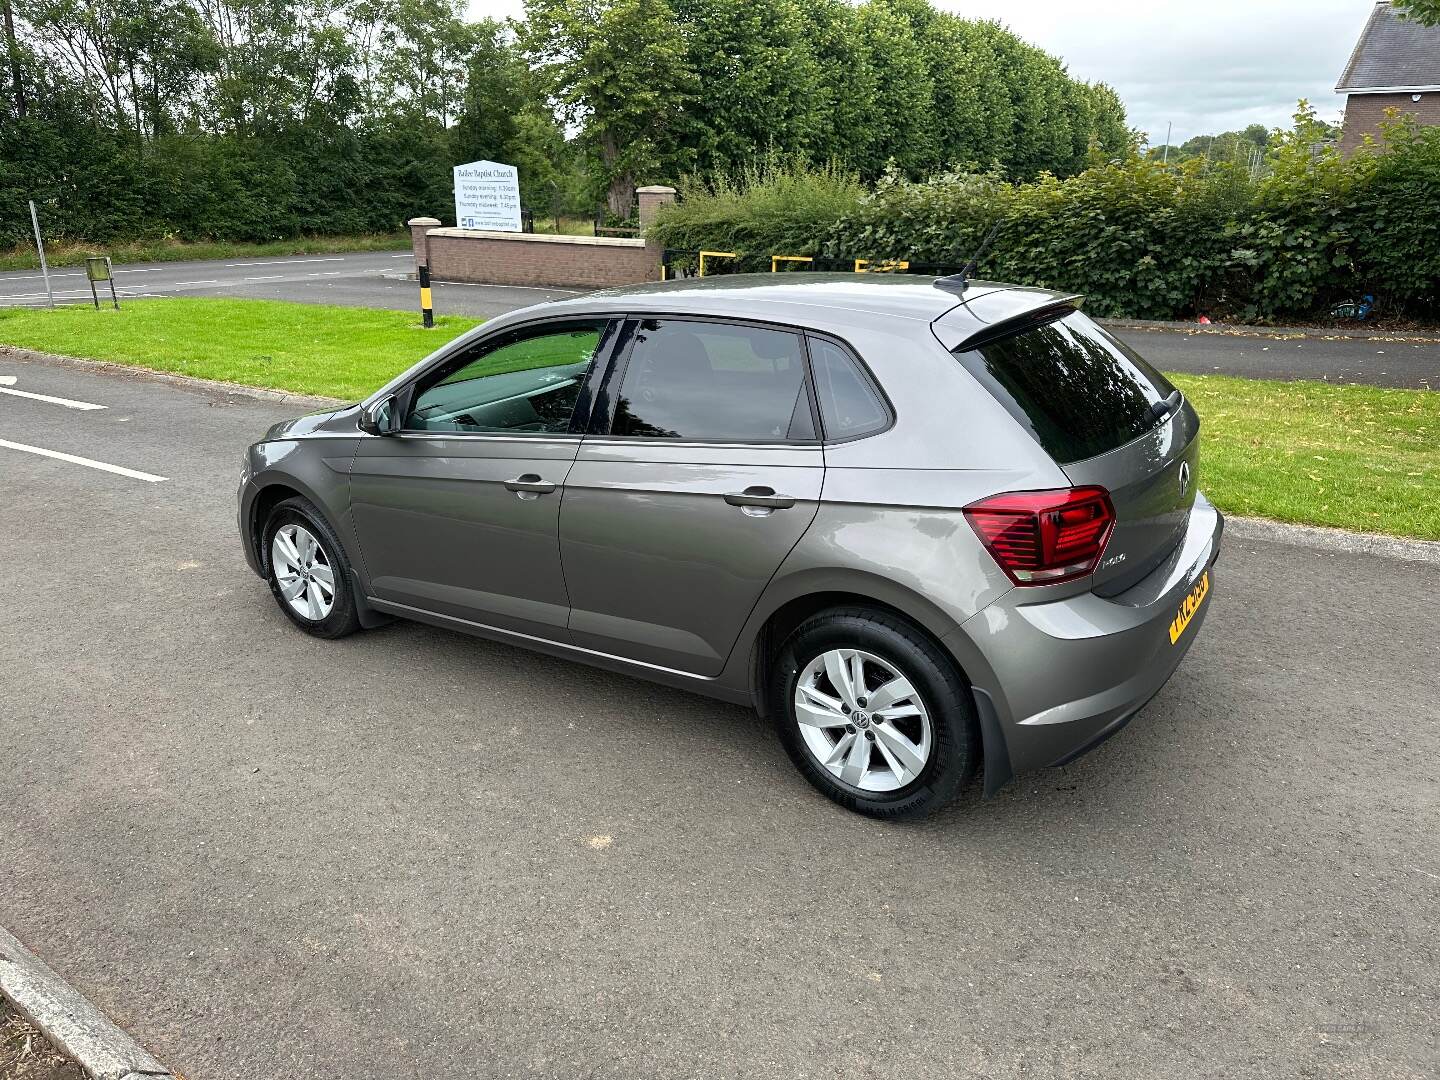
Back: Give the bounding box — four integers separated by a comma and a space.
1336, 2, 1440, 153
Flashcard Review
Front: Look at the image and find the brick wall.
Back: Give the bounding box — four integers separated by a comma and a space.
1339, 91, 1440, 153
405, 224, 662, 289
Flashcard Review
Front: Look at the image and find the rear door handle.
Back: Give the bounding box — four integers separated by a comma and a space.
504, 473, 557, 495
724, 486, 796, 510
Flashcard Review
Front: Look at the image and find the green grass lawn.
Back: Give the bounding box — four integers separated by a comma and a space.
0, 298, 479, 400
0, 298, 1435, 540
1171, 374, 1438, 540
0, 233, 411, 272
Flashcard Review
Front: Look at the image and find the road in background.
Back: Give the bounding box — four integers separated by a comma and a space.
1, 252, 1436, 388
1, 353, 1436, 1079
0, 251, 576, 320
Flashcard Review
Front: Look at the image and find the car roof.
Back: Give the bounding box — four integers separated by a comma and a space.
526, 273, 1070, 335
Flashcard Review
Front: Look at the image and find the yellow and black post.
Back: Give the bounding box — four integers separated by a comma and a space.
418, 264, 434, 328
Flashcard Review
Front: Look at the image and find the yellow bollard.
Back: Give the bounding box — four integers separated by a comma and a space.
699, 250, 738, 277
771, 255, 814, 272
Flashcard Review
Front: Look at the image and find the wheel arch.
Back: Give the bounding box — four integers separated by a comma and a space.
246, 472, 350, 569
247, 480, 308, 573
742, 572, 966, 721
739, 572, 1014, 800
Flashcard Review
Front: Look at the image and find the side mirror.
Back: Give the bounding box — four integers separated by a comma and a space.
359, 395, 400, 436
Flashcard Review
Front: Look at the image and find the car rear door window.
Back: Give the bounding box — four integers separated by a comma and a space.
955, 311, 1177, 464
610, 319, 813, 442
808, 337, 889, 441
405, 321, 607, 434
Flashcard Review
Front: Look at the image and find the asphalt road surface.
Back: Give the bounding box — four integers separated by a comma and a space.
0, 251, 576, 321
1, 252, 1435, 388
1, 353, 1436, 1079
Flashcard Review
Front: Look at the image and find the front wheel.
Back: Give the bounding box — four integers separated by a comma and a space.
262, 496, 362, 639
770, 609, 979, 819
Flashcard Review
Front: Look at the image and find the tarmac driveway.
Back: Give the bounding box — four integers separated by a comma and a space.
1, 353, 1436, 1079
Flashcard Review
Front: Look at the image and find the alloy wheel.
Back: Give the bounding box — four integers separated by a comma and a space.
793, 648, 933, 793
271, 523, 336, 621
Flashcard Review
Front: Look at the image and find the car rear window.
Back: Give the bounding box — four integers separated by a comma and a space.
954, 311, 1177, 464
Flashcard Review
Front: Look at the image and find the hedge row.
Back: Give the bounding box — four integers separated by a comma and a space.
649, 119, 1440, 322
0, 120, 457, 249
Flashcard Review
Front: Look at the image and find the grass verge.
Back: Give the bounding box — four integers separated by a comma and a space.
0, 298, 479, 401
0, 299, 1434, 539
1171, 374, 1438, 540
0, 233, 411, 272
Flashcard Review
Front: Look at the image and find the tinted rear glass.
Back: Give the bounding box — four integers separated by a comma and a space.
808, 337, 888, 440
955, 312, 1176, 464
612, 319, 812, 441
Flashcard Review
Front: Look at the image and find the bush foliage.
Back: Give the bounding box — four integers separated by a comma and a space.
650, 111, 1440, 322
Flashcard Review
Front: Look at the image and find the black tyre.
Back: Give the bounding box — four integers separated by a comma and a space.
261, 496, 362, 639
770, 608, 979, 819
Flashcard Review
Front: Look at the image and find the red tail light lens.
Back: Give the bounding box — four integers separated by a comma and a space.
963, 487, 1116, 586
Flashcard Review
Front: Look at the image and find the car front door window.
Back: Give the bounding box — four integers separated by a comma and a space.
406, 323, 605, 435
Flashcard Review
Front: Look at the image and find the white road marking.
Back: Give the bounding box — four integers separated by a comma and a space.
390, 254, 415, 259
0, 272, 83, 281
244, 275, 285, 282
172, 279, 219, 286
223, 257, 345, 268
112, 268, 152, 273
0, 438, 166, 482
0, 376, 106, 410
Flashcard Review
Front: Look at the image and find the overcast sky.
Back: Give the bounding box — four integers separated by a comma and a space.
468, 0, 1375, 146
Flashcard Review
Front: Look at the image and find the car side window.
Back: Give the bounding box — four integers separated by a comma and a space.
610, 319, 814, 442
405, 321, 607, 434
808, 337, 889, 441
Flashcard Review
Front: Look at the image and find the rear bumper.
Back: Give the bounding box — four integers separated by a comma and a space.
953, 494, 1224, 784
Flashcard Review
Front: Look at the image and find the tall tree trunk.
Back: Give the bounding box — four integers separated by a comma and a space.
599, 130, 632, 220
1, 0, 25, 119
607, 171, 633, 221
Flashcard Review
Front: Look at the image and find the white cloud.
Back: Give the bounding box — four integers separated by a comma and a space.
470, 0, 1370, 144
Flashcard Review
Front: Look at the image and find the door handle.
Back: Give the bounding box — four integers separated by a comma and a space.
724, 486, 796, 510
504, 473, 557, 495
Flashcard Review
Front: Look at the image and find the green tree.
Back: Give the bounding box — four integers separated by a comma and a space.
669, 0, 823, 176
524, 0, 695, 217
796, 0, 879, 171
853, 0, 934, 177
451, 20, 567, 207
1393, 0, 1440, 25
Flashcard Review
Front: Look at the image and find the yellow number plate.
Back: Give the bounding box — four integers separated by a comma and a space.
1168, 570, 1210, 645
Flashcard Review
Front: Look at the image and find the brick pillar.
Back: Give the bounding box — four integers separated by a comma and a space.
635, 186, 677, 232
407, 217, 441, 269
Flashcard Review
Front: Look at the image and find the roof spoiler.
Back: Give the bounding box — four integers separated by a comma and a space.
932, 289, 1084, 353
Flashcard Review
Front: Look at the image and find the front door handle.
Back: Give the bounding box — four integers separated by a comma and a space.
504, 473, 557, 495
724, 486, 796, 510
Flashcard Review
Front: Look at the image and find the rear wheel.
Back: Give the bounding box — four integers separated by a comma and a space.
262, 497, 361, 639
770, 609, 978, 818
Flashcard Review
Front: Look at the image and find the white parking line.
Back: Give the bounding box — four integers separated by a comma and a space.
0, 438, 167, 482
223, 258, 346, 268
0, 385, 105, 408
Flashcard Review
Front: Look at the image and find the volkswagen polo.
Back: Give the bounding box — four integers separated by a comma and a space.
238, 275, 1222, 818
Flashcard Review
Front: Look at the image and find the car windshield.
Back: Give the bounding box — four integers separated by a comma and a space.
954, 311, 1177, 464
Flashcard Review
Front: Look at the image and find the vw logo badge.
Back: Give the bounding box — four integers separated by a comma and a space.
1178, 461, 1192, 498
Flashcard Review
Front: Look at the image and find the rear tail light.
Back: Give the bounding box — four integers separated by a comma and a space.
963, 487, 1115, 586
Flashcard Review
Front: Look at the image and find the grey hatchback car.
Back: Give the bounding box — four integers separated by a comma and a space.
238, 274, 1222, 818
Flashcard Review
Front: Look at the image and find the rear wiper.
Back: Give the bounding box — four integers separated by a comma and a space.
1151, 390, 1183, 422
